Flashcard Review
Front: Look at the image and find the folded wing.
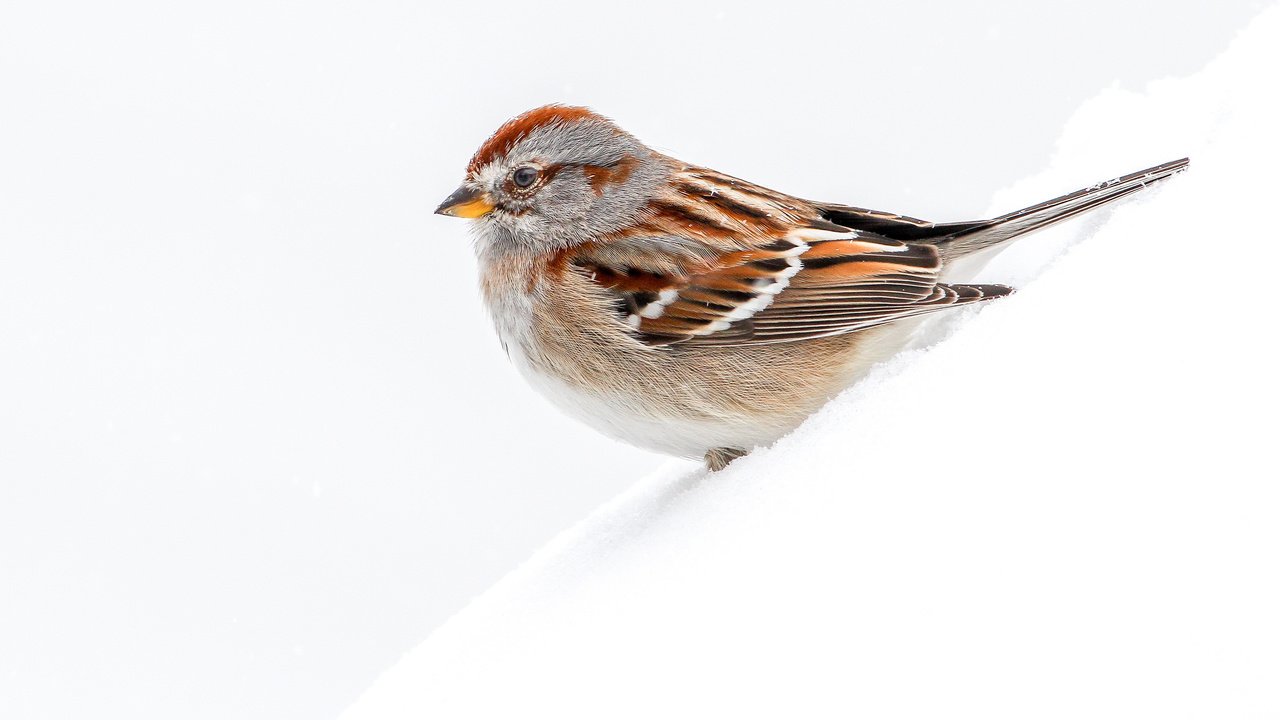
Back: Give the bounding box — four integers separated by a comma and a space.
573, 164, 1011, 347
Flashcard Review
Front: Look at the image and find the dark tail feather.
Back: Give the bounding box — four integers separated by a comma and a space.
817, 158, 1189, 258
932, 157, 1190, 260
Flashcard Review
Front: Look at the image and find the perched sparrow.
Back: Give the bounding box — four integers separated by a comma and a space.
437, 105, 1186, 470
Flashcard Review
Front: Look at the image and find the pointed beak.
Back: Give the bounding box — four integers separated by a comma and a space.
435, 185, 495, 218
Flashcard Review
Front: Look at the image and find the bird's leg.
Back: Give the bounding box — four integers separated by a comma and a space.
704, 447, 747, 472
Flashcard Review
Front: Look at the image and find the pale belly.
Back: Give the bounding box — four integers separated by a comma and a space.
508, 345, 793, 458
497, 308, 922, 460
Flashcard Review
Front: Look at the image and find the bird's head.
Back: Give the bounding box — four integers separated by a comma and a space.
436, 105, 667, 253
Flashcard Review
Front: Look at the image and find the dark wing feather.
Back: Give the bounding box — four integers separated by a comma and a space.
569, 163, 1016, 347
665, 238, 1011, 347
816, 204, 987, 242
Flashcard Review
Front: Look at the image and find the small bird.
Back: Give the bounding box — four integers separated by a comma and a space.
437, 105, 1186, 471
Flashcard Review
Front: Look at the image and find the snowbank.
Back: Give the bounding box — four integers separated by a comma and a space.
344, 10, 1280, 719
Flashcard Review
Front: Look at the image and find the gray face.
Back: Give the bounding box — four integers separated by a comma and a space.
466, 116, 668, 256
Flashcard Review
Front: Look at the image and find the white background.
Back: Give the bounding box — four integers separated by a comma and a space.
0, 2, 1269, 718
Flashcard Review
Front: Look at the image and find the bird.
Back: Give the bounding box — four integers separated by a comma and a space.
436, 105, 1187, 471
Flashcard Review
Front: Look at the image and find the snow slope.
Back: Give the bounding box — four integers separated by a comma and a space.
344, 11, 1280, 719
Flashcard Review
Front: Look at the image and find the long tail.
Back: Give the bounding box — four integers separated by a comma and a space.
932, 157, 1190, 260
817, 158, 1189, 260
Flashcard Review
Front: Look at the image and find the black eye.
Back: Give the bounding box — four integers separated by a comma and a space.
512, 167, 539, 188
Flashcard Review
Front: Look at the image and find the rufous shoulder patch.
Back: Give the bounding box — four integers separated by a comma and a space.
582, 154, 637, 195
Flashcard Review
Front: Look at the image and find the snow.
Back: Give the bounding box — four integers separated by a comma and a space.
343, 9, 1280, 720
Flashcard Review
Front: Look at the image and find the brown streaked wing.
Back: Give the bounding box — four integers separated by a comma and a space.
575, 234, 812, 344
622, 235, 1009, 347
717, 282, 1013, 345
574, 167, 1012, 347
673, 238, 1011, 346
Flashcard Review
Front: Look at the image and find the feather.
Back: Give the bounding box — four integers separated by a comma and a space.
569, 167, 1012, 347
